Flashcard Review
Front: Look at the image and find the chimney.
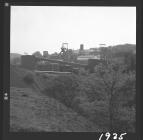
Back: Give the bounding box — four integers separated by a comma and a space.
43, 51, 49, 58
80, 44, 84, 51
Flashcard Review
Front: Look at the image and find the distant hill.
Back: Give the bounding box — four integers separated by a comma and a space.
112, 44, 136, 53
10, 53, 22, 59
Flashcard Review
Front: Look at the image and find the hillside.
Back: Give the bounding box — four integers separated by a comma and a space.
10, 65, 102, 132
112, 44, 136, 53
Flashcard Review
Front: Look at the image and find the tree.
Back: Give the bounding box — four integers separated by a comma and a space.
124, 52, 136, 71
32, 51, 42, 58
94, 62, 136, 131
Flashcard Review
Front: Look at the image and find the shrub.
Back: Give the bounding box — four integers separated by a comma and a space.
23, 72, 34, 84
79, 68, 88, 76
42, 74, 47, 79
78, 75, 107, 102
45, 74, 79, 107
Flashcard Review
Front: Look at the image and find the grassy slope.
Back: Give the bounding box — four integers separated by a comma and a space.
10, 65, 102, 132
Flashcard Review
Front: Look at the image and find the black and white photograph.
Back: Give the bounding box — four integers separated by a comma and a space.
10, 6, 136, 132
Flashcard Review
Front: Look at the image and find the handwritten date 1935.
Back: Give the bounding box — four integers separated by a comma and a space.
99, 132, 127, 140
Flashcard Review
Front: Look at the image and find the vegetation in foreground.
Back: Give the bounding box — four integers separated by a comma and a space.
44, 62, 135, 132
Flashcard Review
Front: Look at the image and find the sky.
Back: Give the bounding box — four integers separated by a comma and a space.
10, 6, 136, 55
